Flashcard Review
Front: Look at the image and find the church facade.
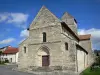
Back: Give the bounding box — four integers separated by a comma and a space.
18, 6, 94, 75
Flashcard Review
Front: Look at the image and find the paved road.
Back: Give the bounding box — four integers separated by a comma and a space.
0, 65, 35, 75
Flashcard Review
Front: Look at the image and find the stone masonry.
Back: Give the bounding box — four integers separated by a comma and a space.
18, 6, 94, 75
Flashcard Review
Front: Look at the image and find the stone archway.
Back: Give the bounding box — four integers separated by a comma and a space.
36, 46, 50, 67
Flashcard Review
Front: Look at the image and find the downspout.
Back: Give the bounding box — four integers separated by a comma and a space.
76, 47, 78, 72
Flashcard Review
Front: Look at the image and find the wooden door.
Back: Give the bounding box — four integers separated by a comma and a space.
42, 55, 49, 66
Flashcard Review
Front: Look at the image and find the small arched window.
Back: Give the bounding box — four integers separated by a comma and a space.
43, 32, 46, 42
24, 46, 26, 53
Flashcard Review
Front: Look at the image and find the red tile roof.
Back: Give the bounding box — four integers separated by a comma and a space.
78, 34, 91, 41
3, 46, 18, 54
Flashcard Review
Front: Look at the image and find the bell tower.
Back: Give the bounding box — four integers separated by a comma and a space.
61, 12, 78, 35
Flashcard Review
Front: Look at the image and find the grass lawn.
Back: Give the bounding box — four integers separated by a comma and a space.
0, 63, 5, 65
81, 67, 100, 75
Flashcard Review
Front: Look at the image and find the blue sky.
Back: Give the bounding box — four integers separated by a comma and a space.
0, 0, 100, 49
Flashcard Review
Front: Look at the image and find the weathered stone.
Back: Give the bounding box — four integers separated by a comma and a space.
61, 12, 78, 35
18, 6, 94, 75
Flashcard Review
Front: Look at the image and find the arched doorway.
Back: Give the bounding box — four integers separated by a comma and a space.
37, 46, 50, 67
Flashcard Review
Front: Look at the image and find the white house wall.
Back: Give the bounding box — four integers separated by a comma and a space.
1, 53, 19, 63
16, 53, 19, 63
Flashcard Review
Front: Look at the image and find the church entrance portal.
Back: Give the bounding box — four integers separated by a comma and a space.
36, 46, 50, 67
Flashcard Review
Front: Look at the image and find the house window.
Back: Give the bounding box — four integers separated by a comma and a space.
43, 32, 46, 42
24, 47, 26, 53
65, 42, 68, 50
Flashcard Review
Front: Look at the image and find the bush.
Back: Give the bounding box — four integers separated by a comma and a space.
0, 61, 5, 64
5, 59, 9, 63
90, 56, 100, 71
96, 56, 100, 65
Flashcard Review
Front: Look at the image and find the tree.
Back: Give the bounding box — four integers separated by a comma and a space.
0, 51, 2, 63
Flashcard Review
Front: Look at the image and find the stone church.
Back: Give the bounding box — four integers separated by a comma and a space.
18, 6, 94, 75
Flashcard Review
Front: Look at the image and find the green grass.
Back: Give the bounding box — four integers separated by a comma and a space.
81, 67, 100, 75
0, 61, 5, 65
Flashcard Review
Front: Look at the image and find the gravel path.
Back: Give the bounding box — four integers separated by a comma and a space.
0, 65, 35, 75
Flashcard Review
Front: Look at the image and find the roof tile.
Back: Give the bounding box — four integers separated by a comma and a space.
78, 34, 91, 41
3, 46, 18, 54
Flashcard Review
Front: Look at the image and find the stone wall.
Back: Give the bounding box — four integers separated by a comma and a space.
18, 6, 93, 75
18, 38, 30, 69
29, 25, 62, 44
77, 47, 88, 73
60, 26, 78, 72
29, 6, 60, 30
18, 22, 64, 69
61, 12, 78, 35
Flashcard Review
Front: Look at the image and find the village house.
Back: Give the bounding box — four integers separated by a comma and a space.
0, 46, 19, 63
18, 6, 94, 75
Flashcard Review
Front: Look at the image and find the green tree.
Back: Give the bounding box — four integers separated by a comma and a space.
95, 56, 100, 65
0, 51, 2, 63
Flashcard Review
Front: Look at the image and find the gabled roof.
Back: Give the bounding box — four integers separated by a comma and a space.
3, 46, 18, 54
28, 6, 91, 42
62, 12, 74, 19
61, 12, 77, 24
78, 34, 91, 41
29, 5, 60, 29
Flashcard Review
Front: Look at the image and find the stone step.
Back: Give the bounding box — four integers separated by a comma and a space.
32, 67, 52, 72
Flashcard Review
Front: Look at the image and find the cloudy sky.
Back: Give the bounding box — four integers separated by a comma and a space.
0, 0, 100, 50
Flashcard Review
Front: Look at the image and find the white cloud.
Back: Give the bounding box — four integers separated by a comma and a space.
0, 13, 29, 28
78, 28, 100, 49
7, 13, 28, 23
20, 29, 29, 38
0, 38, 16, 44
0, 13, 8, 22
